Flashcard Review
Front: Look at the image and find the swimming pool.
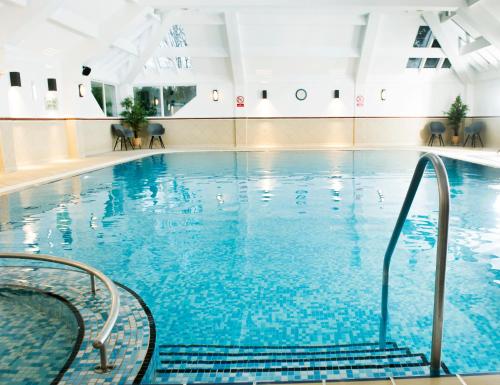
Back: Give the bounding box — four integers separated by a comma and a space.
0, 150, 498, 383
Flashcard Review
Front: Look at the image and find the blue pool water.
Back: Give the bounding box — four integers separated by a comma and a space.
0, 287, 78, 384
0, 150, 498, 381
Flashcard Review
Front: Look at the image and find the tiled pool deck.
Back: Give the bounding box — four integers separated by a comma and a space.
0, 265, 154, 385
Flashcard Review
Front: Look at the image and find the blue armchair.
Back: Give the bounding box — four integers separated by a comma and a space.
111, 124, 135, 151
147, 123, 166, 149
428, 122, 445, 146
463, 121, 485, 148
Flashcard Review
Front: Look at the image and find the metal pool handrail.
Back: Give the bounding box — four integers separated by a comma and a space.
0, 252, 120, 372
379, 153, 450, 376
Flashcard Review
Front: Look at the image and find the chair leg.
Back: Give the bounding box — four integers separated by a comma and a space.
478, 134, 484, 147
128, 138, 134, 150
124, 138, 128, 150
159, 136, 165, 149
428, 135, 433, 146
149, 137, 154, 149
472, 135, 476, 148
463, 135, 470, 147
429, 134, 435, 146
439, 134, 444, 146
113, 137, 119, 151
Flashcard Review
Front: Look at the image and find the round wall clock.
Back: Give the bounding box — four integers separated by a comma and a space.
295, 88, 307, 101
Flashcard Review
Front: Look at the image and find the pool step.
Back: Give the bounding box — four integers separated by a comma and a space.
153, 342, 436, 384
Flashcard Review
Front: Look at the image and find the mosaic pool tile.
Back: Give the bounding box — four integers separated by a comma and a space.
0, 151, 499, 384
0, 266, 154, 385
147, 343, 449, 384
0, 286, 78, 385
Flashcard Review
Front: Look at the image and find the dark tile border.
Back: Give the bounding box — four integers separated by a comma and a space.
113, 281, 157, 385
158, 342, 398, 349
159, 352, 423, 366
158, 347, 407, 358
0, 284, 85, 385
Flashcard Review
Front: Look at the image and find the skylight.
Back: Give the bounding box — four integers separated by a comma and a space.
407, 58, 423, 68
442, 58, 452, 68
413, 26, 432, 48
406, 26, 450, 70
424, 58, 440, 68
413, 25, 441, 49
166, 24, 192, 70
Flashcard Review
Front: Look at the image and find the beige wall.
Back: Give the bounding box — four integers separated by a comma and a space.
148, 118, 235, 148
0, 116, 497, 173
236, 118, 354, 147
471, 117, 500, 148
0, 120, 70, 170
354, 117, 451, 147
0, 118, 115, 172
77, 119, 115, 156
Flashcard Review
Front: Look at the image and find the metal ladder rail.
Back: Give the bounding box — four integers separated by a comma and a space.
379, 153, 450, 376
0, 252, 120, 372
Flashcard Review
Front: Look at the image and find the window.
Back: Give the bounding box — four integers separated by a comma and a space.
407, 26, 451, 71
132, 85, 197, 117
91, 81, 117, 116
91, 82, 104, 111
424, 58, 440, 68
413, 26, 432, 48
431, 39, 441, 48
406, 58, 423, 68
104, 84, 117, 117
133, 86, 161, 117
166, 24, 191, 70
162, 86, 197, 116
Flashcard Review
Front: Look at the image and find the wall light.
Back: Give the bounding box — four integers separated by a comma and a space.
262, 90, 268, 99
154, 97, 159, 106
212, 89, 219, 101
78, 84, 86, 97
47, 78, 57, 91
333, 89, 340, 99
10, 72, 21, 87
380, 88, 387, 101
31, 82, 38, 101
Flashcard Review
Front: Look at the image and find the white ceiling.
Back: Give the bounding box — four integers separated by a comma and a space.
1, 0, 500, 85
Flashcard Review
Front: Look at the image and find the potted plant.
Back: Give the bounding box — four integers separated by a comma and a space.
445, 95, 469, 145
120, 97, 149, 148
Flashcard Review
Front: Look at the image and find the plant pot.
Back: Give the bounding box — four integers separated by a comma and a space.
132, 138, 142, 148
451, 135, 460, 145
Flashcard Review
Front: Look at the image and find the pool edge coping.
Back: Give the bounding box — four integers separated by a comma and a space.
0, 146, 499, 197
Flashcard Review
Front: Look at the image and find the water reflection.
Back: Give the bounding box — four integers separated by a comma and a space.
0, 151, 498, 375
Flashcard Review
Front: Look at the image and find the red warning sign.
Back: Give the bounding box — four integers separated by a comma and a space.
236, 96, 245, 107
356, 95, 365, 107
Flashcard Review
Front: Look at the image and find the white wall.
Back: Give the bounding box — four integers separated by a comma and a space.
172, 82, 235, 118
0, 46, 104, 119
470, 75, 500, 148
473, 76, 500, 117
356, 77, 465, 117
126, 76, 463, 119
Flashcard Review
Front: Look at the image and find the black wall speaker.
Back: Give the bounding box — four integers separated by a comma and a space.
82, 66, 91, 76
10, 72, 21, 87
47, 78, 57, 91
